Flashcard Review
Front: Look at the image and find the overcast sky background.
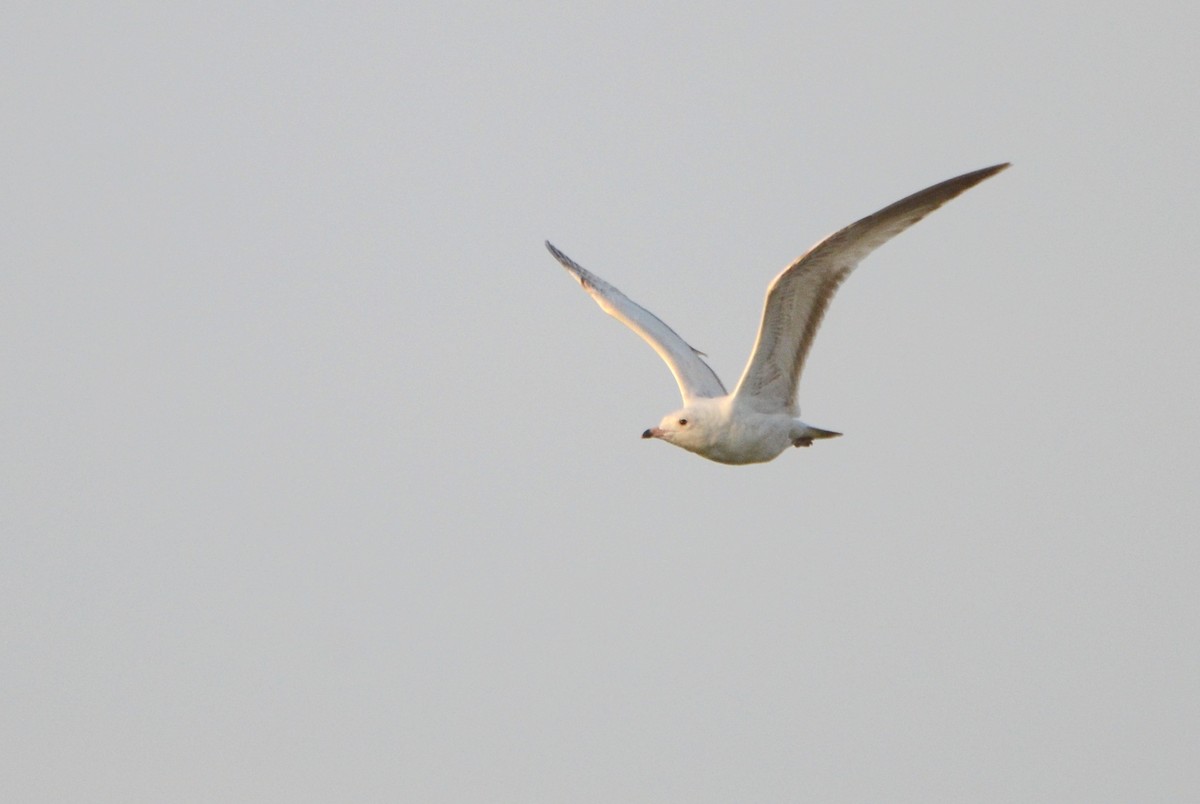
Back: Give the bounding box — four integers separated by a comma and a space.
4, 3, 1199, 801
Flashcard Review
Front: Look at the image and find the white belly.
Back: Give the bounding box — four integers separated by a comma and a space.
696, 413, 793, 465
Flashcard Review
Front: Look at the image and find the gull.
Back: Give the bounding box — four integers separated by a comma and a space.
546, 163, 1008, 465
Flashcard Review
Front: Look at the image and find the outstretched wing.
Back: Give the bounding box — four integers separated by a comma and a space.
732, 163, 1009, 414
546, 241, 726, 402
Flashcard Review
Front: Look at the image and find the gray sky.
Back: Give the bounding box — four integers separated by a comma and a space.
5, 2, 1199, 801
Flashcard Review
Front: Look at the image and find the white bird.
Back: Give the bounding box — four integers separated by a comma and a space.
547, 163, 1008, 465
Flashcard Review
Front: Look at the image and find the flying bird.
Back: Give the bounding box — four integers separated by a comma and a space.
546, 163, 1008, 465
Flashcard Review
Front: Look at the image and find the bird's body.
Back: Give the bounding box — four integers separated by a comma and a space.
641, 396, 841, 465
547, 163, 1008, 465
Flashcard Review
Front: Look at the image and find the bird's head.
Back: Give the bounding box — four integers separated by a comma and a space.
641, 403, 719, 453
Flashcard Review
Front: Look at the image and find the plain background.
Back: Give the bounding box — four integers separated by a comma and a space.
4, 2, 1198, 801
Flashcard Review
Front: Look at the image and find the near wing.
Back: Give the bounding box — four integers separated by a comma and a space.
731, 163, 1010, 414
546, 241, 727, 402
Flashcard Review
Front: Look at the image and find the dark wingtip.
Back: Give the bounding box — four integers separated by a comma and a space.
545, 240, 570, 265
948, 163, 1011, 191
545, 241, 589, 286
975, 162, 1011, 180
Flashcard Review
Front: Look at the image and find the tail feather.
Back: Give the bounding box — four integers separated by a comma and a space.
793, 425, 842, 448
804, 426, 842, 440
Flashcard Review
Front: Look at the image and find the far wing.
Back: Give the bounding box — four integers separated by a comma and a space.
546, 241, 726, 402
732, 163, 1009, 414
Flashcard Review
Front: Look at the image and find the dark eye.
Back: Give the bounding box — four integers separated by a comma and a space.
678, 418, 688, 426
